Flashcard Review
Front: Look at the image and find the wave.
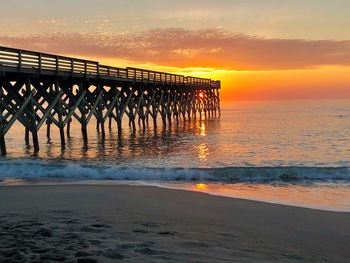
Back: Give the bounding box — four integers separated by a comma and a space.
0, 160, 350, 183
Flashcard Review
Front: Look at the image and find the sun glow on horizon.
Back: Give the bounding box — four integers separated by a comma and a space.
51, 54, 350, 102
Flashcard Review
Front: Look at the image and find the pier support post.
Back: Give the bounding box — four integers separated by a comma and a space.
108, 117, 112, 130
46, 120, 51, 140
81, 119, 88, 142
0, 129, 6, 155
100, 120, 105, 137
79, 82, 88, 143
97, 85, 105, 138
25, 78, 39, 152
25, 128, 30, 145
81, 117, 88, 143
152, 103, 157, 128
32, 130, 39, 152
117, 117, 122, 134
128, 97, 136, 132
217, 89, 221, 117
46, 84, 53, 140
55, 81, 65, 147
0, 106, 6, 155
67, 119, 71, 138
59, 125, 65, 146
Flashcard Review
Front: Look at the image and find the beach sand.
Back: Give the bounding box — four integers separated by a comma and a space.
0, 185, 349, 262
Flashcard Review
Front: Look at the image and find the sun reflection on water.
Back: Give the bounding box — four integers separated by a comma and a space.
196, 143, 209, 162
199, 121, 206, 137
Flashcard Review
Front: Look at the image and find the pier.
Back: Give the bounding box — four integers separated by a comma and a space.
0, 46, 221, 155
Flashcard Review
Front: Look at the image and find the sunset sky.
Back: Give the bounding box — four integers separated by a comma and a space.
1, 0, 350, 100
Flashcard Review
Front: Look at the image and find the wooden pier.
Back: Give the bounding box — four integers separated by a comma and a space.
0, 46, 221, 155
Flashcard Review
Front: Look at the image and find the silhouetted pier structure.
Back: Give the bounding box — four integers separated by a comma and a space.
0, 46, 221, 155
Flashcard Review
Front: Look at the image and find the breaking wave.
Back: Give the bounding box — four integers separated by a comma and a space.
0, 160, 350, 183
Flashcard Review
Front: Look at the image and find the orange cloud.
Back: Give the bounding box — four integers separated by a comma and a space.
1, 28, 350, 71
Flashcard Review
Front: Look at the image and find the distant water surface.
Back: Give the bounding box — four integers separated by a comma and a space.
1, 100, 350, 211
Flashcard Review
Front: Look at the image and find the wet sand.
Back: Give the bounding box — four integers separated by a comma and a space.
0, 185, 349, 262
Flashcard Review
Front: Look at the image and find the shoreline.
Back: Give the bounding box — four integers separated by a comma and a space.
1, 179, 350, 213
0, 184, 349, 262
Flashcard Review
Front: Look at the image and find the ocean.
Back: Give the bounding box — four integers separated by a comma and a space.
1, 100, 350, 211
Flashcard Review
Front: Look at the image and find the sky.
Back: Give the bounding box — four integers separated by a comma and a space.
0, 0, 350, 101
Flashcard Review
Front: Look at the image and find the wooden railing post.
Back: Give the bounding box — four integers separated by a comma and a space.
56, 56, 59, 74
18, 50, 22, 72
84, 61, 87, 76
71, 58, 74, 74
38, 53, 42, 73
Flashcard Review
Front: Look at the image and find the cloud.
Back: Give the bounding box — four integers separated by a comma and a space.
37, 19, 66, 27
1, 28, 350, 70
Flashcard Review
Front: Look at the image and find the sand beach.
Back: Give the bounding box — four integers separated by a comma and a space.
0, 184, 349, 263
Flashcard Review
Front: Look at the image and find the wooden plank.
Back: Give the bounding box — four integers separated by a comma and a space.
0, 99, 32, 129
86, 90, 103, 124
145, 91, 156, 117
120, 92, 132, 117
103, 91, 120, 122
3, 92, 33, 134
36, 90, 62, 130
63, 90, 86, 127
60, 99, 81, 122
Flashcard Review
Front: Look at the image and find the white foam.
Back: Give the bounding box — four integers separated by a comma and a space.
0, 160, 350, 183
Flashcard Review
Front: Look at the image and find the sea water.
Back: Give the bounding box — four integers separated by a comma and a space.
1, 100, 350, 211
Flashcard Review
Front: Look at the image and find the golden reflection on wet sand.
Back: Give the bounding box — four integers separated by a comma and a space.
186, 182, 350, 212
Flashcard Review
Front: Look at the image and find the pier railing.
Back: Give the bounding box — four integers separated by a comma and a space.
0, 46, 220, 88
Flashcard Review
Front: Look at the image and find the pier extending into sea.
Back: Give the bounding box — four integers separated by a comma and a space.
0, 46, 221, 155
